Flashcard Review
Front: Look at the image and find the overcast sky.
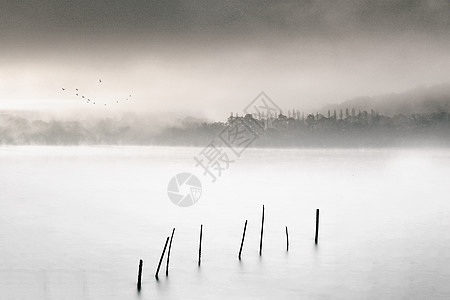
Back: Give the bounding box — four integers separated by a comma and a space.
1, 0, 449, 119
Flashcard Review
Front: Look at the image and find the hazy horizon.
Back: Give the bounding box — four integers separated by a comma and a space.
1, 82, 449, 122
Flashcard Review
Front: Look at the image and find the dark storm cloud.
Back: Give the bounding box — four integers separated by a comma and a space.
1, 0, 449, 43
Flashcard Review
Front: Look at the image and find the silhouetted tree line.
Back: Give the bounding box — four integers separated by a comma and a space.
1, 108, 450, 146
222, 108, 450, 147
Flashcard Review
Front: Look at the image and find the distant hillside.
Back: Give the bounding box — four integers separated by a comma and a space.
321, 83, 450, 116
2, 84, 450, 146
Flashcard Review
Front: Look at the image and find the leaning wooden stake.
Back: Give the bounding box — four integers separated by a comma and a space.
155, 237, 170, 279
238, 220, 248, 260
137, 259, 143, 290
315, 209, 320, 244
198, 224, 203, 266
259, 205, 265, 256
285, 226, 289, 251
166, 228, 175, 276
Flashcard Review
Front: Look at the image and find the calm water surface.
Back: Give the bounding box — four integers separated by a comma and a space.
1, 146, 449, 299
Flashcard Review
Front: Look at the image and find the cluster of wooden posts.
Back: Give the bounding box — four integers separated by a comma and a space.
136, 206, 320, 291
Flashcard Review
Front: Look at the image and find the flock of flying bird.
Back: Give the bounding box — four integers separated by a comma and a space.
61, 79, 132, 107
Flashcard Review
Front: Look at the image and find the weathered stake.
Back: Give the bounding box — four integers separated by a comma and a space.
285, 226, 289, 251
155, 237, 170, 279
166, 228, 175, 276
238, 220, 248, 260
198, 224, 203, 266
259, 205, 265, 256
315, 209, 320, 244
137, 259, 143, 291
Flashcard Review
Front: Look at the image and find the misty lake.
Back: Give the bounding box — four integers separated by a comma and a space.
1, 146, 450, 299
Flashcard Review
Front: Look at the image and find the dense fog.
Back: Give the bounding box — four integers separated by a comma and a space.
2, 84, 449, 146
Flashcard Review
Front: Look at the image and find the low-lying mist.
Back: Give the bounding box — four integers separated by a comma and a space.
2, 84, 450, 147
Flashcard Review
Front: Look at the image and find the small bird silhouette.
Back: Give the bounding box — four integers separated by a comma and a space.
76, 94, 79, 96
99, 79, 102, 83
62, 88, 65, 91
82, 96, 85, 98
76, 88, 78, 91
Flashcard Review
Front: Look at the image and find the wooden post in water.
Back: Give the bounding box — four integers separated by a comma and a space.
259, 205, 265, 256
285, 226, 289, 251
238, 220, 248, 260
166, 228, 175, 276
315, 209, 320, 244
198, 224, 203, 266
137, 259, 143, 291
155, 237, 170, 279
